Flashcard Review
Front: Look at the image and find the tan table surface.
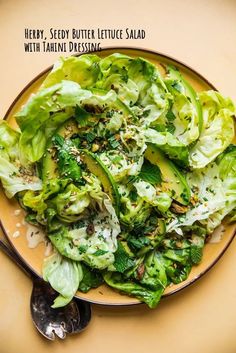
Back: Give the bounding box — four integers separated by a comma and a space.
0, 0, 236, 352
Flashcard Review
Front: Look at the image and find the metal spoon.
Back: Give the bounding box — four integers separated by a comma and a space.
0, 238, 91, 340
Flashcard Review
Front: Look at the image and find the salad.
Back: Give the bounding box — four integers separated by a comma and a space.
0, 53, 235, 308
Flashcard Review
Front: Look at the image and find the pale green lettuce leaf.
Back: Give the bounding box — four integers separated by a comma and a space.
104, 250, 167, 308
50, 183, 91, 223
42, 54, 100, 88
15, 82, 118, 163
0, 121, 42, 198
0, 120, 20, 159
97, 73, 139, 106
16, 81, 92, 162
128, 58, 171, 126
23, 179, 68, 215
49, 197, 120, 269
143, 128, 189, 165
106, 111, 124, 133
43, 252, 83, 308
81, 89, 117, 109
98, 53, 132, 77
97, 54, 170, 126
118, 183, 152, 228
154, 193, 173, 213
168, 147, 236, 234
167, 162, 225, 234
133, 180, 172, 213
133, 180, 157, 202
138, 83, 170, 126
189, 91, 235, 168
119, 124, 147, 158
204, 146, 236, 231
48, 174, 112, 223
165, 78, 199, 146
0, 157, 42, 198
99, 126, 145, 181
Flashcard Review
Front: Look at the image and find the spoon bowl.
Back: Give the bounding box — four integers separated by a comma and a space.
0, 237, 91, 340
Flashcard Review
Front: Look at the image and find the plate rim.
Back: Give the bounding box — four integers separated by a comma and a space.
1, 46, 235, 306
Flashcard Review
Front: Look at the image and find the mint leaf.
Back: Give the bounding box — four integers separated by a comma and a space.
79, 264, 104, 292
53, 134, 81, 182
74, 105, 90, 127
127, 235, 150, 250
190, 245, 203, 264
113, 241, 134, 273
139, 159, 162, 185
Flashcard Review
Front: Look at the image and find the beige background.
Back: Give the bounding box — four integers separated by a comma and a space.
0, 0, 236, 352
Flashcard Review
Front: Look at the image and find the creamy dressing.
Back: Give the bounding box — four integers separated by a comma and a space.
44, 241, 53, 257
26, 224, 45, 248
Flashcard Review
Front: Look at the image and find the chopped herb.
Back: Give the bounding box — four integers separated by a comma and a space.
112, 155, 123, 163
127, 235, 150, 251
190, 245, 203, 264
85, 131, 96, 143
108, 135, 120, 149
154, 124, 166, 132
93, 249, 108, 256
79, 245, 88, 253
106, 110, 114, 118
166, 110, 176, 121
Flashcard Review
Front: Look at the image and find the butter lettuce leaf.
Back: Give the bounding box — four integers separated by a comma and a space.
49, 197, 120, 269
15, 81, 118, 163
204, 145, 236, 231
168, 146, 236, 234
42, 54, 100, 89
16, 81, 91, 162
189, 91, 235, 168
103, 271, 165, 309
167, 162, 225, 234
43, 252, 83, 308
0, 121, 42, 198
97, 54, 171, 125
165, 78, 199, 146
143, 128, 189, 165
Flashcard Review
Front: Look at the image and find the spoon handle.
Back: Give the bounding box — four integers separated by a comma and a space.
0, 238, 35, 279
